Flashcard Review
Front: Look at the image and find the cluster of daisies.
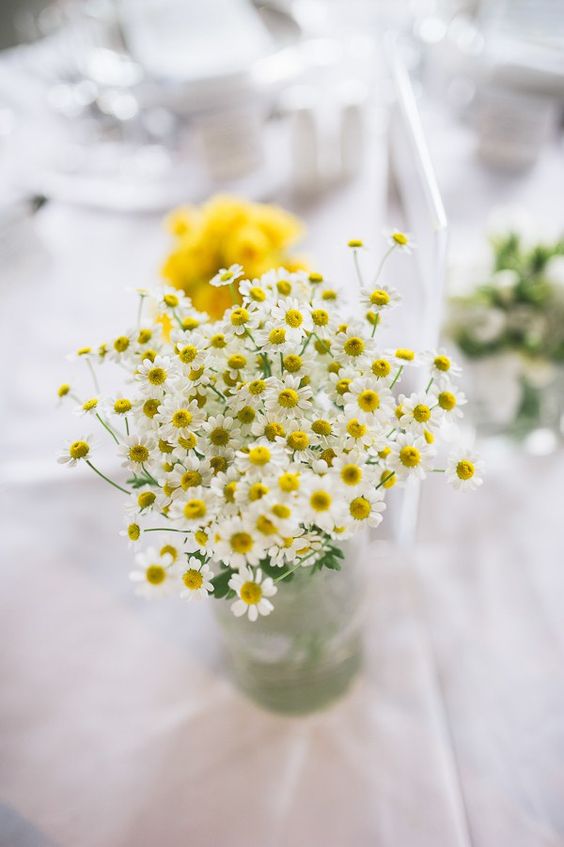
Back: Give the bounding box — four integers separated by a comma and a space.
58, 232, 483, 622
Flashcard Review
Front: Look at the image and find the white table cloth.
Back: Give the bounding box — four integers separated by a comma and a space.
2, 82, 564, 847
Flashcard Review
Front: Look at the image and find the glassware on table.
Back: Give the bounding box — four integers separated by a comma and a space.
214, 532, 368, 715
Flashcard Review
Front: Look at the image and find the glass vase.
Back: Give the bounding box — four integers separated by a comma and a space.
214, 532, 368, 715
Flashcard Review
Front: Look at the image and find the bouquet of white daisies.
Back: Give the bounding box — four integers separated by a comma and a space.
58, 231, 482, 622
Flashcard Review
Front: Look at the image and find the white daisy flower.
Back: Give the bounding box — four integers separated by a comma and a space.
264, 374, 313, 417
229, 567, 277, 622
58, 435, 93, 467
270, 297, 313, 343
168, 486, 216, 529
397, 392, 440, 433
388, 433, 435, 481
423, 348, 462, 383
118, 434, 156, 469
360, 284, 401, 312
73, 397, 100, 417
130, 547, 179, 598
180, 558, 214, 601
345, 376, 395, 424
210, 264, 244, 287
431, 386, 467, 421
344, 487, 386, 529
235, 438, 287, 475
136, 355, 178, 393
301, 478, 345, 533
214, 517, 266, 568
446, 450, 484, 491
384, 228, 416, 253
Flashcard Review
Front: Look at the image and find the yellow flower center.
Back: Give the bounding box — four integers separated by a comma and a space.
341, 464, 362, 486
137, 329, 152, 344
336, 378, 351, 396
178, 433, 197, 450
147, 367, 167, 385
438, 391, 457, 411
285, 309, 303, 328
370, 289, 390, 307
277, 279, 292, 295
210, 427, 229, 446
265, 422, 285, 441
113, 336, 130, 352
228, 354, 247, 370
230, 532, 253, 554
210, 456, 227, 474
456, 460, 475, 480
346, 419, 366, 438
248, 446, 271, 466
312, 419, 332, 436
434, 355, 451, 372
69, 440, 90, 460
358, 389, 380, 412
240, 581, 262, 605
129, 444, 149, 463
163, 293, 179, 307
371, 358, 391, 378
138, 491, 156, 509
195, 530, 208, 546
58, 383, 71, 397
344, 337, 365, 357
172, 409, 192, 429
283, 354, 302, 372
178, 345, 198, 364
182, 317, 200, 331
269, 328, 286, 345
392, 231, 408, 246
114, 398, 132, 414
381, 470, 396, 489
312, 309, 329, 326
183, 569, 203, 590
350, 497, 370, 520
181, 470, 202, 489
237, 406, 256, 424
82, 398, 98, 411
348, 239, 363, 248
160, 545, 177, 561
399, 446, 421, 468
278, 472, 300, 492
211, 333, 227, 349
321, 289, 337, 301
256, 515, 277, 535
142, 399, 159, 418
249, 286, 266, 302
310, 490, 332, 512
183, 499, 207, 520
287, 431, 309, 451
127, 523, 140, 541
77, 346, 91, 356
230, 308, 249, 326
272, 504, 291, 519
278, 388, 299, 408
224, 482, 237, 503
320, 448, 336, 466
249, 482, 269, 501
248, 379, 266, 396
314, 338, 331, 355
308, 272, 323, 284
413, 404, 431, 423
395, 348, 414, 362
146, 565, 166, 585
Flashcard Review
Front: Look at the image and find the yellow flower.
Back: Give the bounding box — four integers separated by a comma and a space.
161, 195, 306, 320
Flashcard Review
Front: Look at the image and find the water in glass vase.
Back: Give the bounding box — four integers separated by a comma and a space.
214, 533, 368, 715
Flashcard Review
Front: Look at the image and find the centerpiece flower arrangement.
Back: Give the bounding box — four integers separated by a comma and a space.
58, 228, 481, 712
161, 195, 305, 319
447, 223, 564, 439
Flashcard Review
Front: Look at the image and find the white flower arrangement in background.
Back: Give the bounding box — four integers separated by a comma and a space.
58, 230, 481, 621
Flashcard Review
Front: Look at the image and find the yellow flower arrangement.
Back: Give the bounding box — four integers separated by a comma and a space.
161, 195, 306, 319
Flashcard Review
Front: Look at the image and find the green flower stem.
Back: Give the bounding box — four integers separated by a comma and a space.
375, 471, 395, 489
279, 352, 284, 374
300, 332, 313, 355
96, 413, 120, 445
86, 461, 130, 494
389, 365, 403, 389
86, 359, 100, 393
372, 244, 396, 285
210, 385, 227, 402
136, 293, 146, 329
228, 282, 238, 304
274, 547, 323, 583
172, 310, 184, 330
425, 377, 434, 392
141, 463, 159, 485
125, 416, 130, 436
144, 527, 191, 534
352, 249, 364, 289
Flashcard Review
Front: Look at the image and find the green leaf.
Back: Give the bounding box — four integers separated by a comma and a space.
211, 567, 234, 599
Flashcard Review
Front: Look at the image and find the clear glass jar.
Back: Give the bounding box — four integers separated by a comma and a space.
214, 533, 368, 715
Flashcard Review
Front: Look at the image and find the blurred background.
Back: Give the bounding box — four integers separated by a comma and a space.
1, 2, 564, 846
